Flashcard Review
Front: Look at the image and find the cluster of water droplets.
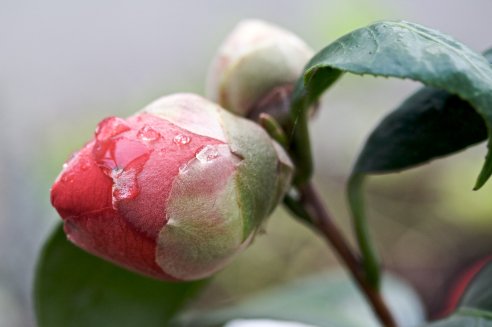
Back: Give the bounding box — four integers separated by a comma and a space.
92, 117, 160, 207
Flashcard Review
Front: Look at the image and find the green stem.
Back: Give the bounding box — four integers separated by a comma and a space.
291, 182, 397, 327
289, 109, 313, 185
283, 193, 312, 225
347, 173, 381, 289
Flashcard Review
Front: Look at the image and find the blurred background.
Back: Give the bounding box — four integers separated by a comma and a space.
1, 0, 492, 326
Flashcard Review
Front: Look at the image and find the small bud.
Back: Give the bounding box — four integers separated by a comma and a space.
50, 94, 293, 281
206, 19, 313, 119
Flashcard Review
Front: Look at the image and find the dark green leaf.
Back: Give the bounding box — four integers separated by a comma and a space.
347, 48, 492, 289
292, 20, 492, 289
179, 271, 424, 327
354, 48, 492, 177
34, 224, 207, 327
292, 21, 492, 188
354, 87, 488, 174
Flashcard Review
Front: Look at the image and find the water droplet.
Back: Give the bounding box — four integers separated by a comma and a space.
79, 159, 90, 171
61, 173, 74, 183
62, 163, 68, 169
80, 162, 90, 171
93, 137, 150, 175
111, 168, 139, 204
173, 134, 191, 145
137, 125, 160, 142
93, 121, 153, 207
196, 145, 219, 163
95, 117, 131, 141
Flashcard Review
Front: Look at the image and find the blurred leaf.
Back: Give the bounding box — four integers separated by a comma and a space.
424, 260, 492, 326
424, 315, 492, 327
179, 271, 424, 327
354, 48, 492, 177
291, 21, 492, 188
459, 258, 492, 312
34, 224, 207, 327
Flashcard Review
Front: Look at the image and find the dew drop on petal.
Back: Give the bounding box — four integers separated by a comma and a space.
111, 168, 139, 205
137, 125, 160, 142
92, 117, 156, 207
61, 173, 74, 183
196, 145, 220, 163
80, 161, 90, 171
93, 137, 150, 175
173, 134, 191, 145
95, 117, 131, 141
93, 136, 151, 207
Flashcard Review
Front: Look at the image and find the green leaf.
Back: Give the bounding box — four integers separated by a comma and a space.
292, 21, 492, 188
354, 87, 487, 173
178, 271, 424, 327
423, 260, 492, 326
346, 47, 492, 289
291, 20, 492, 289
353, 48, 492, 179
34, 224, 207, 327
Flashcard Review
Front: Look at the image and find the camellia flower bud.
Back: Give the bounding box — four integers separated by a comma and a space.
50, 93, 293, 281
206, 19, 313, 119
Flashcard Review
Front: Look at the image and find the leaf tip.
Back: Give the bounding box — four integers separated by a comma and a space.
474, 156, 492, 190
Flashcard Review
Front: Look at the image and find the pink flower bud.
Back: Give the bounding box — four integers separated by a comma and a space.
50, 94, 293, 281
206, 19, 313, 118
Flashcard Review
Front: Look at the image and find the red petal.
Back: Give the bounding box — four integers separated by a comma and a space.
51, 141, 113, 218
64, 208, 174, 280
116, 113, 224, 238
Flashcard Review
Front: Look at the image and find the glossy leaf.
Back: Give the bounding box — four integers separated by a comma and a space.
292, 21, 492, 289
34, 224, 207, 327
354, 48, 492, 178
346, 48, 492, 288
178, 271, 424, 327
291, 21, 492, 188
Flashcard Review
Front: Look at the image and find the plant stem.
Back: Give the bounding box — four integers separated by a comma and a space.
348, 173, 381, 289
290, 110, 313, 185
297, 182, 397, 327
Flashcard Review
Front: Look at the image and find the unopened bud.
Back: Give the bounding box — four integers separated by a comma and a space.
50, 94, 293, 281
206, 19, 313, 119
